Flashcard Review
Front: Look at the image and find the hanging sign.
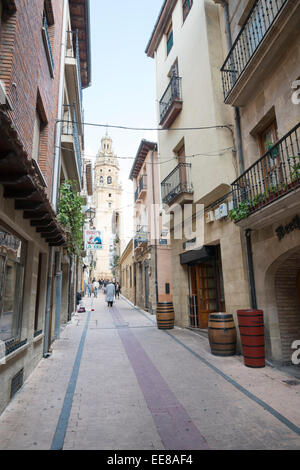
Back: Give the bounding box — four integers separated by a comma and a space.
85, 230, 103, 250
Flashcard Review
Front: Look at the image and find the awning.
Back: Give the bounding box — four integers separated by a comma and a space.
180, 246, 216, 265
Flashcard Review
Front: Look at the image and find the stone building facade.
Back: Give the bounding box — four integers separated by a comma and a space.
129, 140, 173, 313
146, 0, 249, 335
215, 0, 300, 365
119, 239, 135, 305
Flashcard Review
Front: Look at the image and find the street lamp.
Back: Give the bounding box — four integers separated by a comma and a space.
85, 207, 96, 228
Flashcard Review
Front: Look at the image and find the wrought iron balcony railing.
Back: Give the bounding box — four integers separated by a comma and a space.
62, 104, 82, 179
161, 163, 193, 205
139, 175, 147, 194
159, 76, 182, 125
231, 122, 300, 221
66, 30, 83, 106
221, 0, 288, 101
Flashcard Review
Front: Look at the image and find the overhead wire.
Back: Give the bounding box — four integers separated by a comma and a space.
58, 119, 233, 133
56, 144, 234, 165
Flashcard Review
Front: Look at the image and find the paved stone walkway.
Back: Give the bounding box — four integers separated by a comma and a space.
0, 294, 300, 450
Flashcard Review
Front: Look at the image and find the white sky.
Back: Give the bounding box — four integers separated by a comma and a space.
82, 0, 163, 249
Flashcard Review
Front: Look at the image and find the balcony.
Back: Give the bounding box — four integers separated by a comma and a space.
231, 123, 300, 229
161, 163, 194, 206
134, 175, 147, 203
65, 30, 83, 111
61, 104, 82, 184
159, 76, 183, 129
134, 226, 149, 251
221, 0, 298, 106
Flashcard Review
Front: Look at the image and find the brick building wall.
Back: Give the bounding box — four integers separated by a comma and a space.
0, 0, 64, 197
275, 253, 300, 363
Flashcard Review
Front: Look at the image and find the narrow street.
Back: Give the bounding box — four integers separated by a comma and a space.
0, 293, 299, 451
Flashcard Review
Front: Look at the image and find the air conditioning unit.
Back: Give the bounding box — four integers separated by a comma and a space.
205, 211, 215, 224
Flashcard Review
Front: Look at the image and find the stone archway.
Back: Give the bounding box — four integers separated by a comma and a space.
274, 252, 300, 363
262, 248, 300, 363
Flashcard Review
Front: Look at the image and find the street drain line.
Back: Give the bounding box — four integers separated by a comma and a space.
51, 311, 91, 450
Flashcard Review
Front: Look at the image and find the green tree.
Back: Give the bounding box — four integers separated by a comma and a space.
58, 181, 85, 257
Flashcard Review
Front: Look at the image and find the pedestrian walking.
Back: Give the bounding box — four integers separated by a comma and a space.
93, 280, 99, 298
106, 281, 115, 307
87, 281, 93, 298
115, 282, 121, 299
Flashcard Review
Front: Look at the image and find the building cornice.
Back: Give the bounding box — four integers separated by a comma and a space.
129, 140, 157, 180
145, 0, 177, 58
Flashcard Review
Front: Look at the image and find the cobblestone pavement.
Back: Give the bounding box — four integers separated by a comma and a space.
0, 294, 300, 450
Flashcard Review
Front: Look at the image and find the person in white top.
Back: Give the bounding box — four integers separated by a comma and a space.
93, 280, 99, 298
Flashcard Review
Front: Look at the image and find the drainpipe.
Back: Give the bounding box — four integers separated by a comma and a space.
219, 0, 244, 175
43, 0, 68, 357
219, 0, 257, 307
245, 230, 257, 309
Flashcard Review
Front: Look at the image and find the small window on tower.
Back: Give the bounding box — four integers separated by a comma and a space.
107, 176, 112, 185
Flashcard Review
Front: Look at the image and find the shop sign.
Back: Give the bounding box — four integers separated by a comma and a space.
275, 215, 300, 241
85, 230, 103, 250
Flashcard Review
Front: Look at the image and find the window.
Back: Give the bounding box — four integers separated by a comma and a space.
258, 120, 280, 189
32, 110, 41, 162
166, 22, 173, 56
100, 176, 104, 184
0, 226, 27, 344
107, 176, 112, 185
42, 1, 55, 77
259, 120, 278, 156
182, 0, 193, 23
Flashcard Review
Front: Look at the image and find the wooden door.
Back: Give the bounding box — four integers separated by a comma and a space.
259, 122, 281, 191
190, 264, 218, 328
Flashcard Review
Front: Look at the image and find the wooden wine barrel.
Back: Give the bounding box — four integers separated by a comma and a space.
156, 302, 175, 330
208, 313, 237, 357
237, 309, 265, 368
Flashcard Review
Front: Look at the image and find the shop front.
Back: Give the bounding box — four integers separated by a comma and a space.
181, 245, 226, 330
0, 224, 27, 349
